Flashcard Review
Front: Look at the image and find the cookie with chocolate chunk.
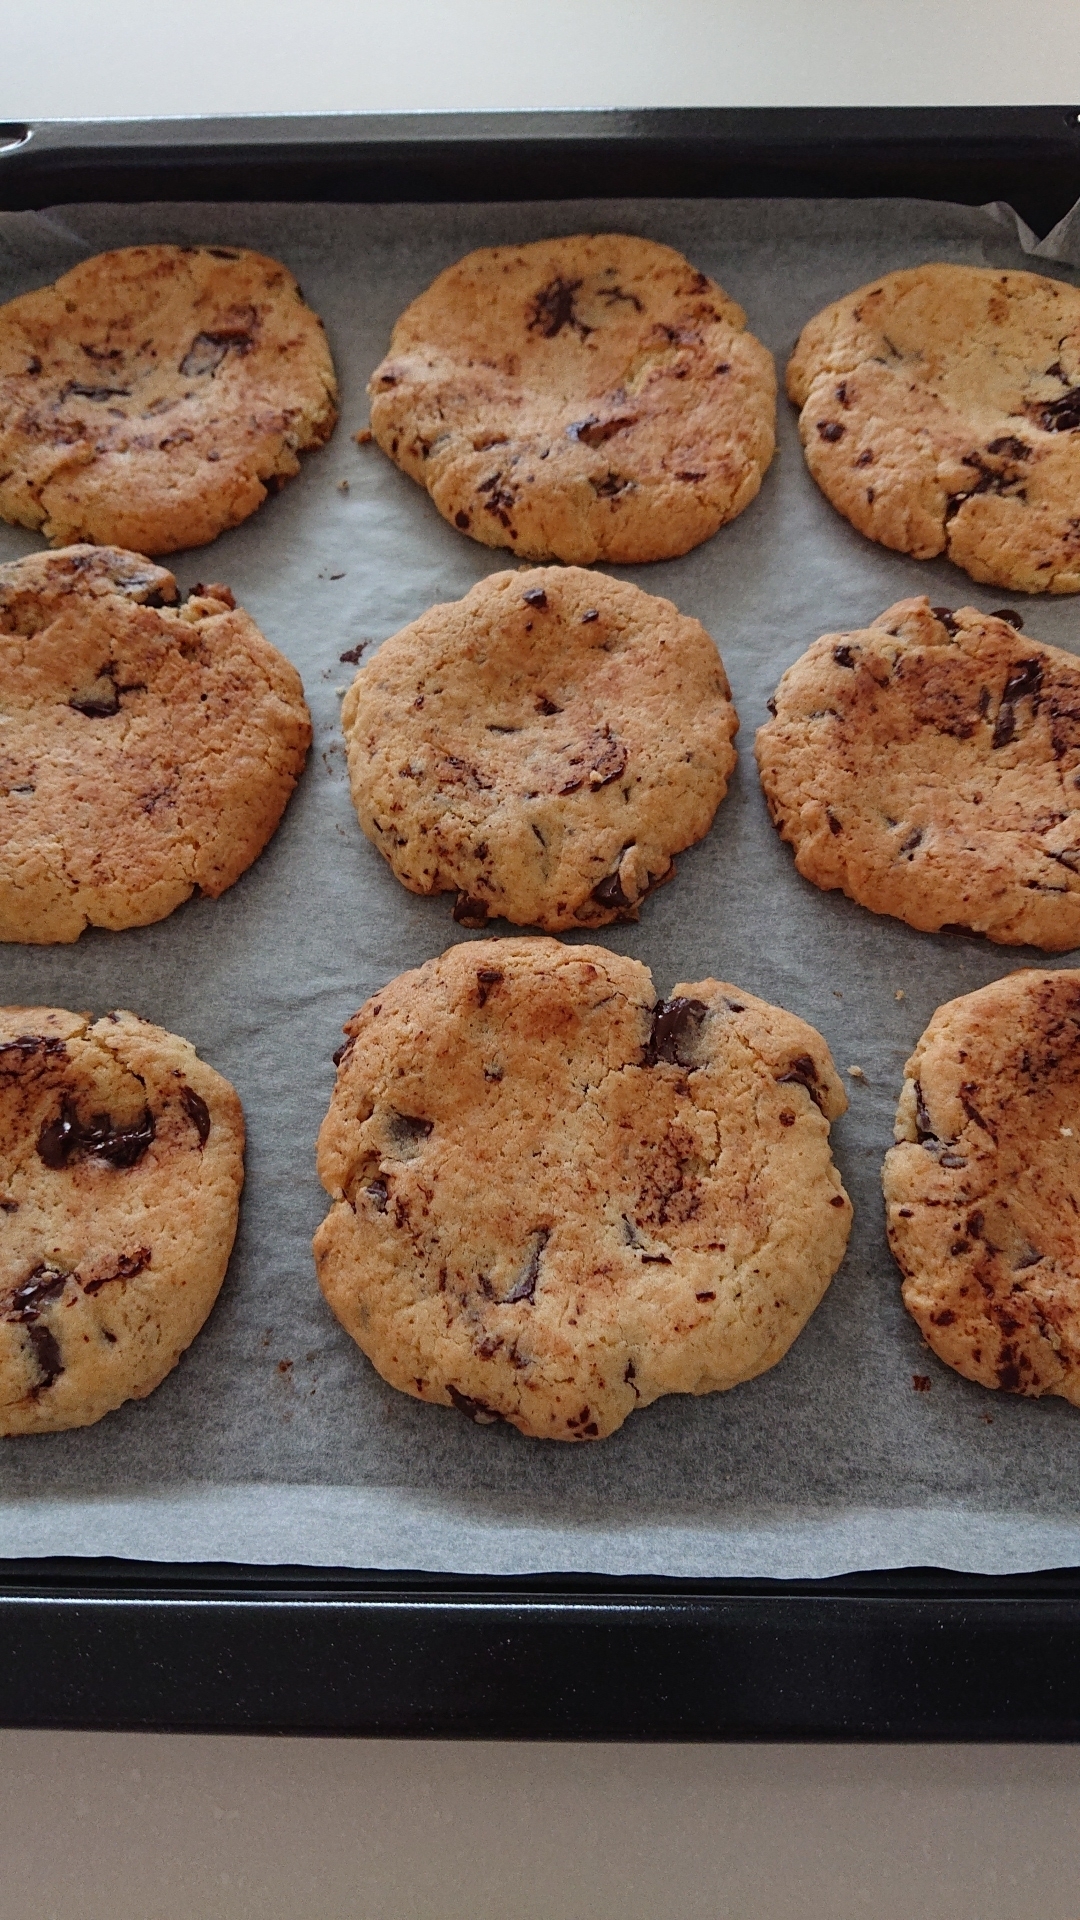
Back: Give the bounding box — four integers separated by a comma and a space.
0, 1006, 244, 1434
368, 233, 775, 564
755, 597, 1080, 949
0, 244, 338, 553
313, 938, 851, 1441
0, 545, 311, 943
342, 566, 737, 930
787, 264, 1080, 593
884, 969, 1080, 1406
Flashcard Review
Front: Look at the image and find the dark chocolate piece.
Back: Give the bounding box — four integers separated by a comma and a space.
179, 1085, 211, 1146
646, 997, 708, 1067
453, 892, 490, 927
37, 1099, 155, 1170
521, 587, 548, 608
81, 1247, 151, 1295
446, 1384, 504, 1424
503, 1228, 549, 1304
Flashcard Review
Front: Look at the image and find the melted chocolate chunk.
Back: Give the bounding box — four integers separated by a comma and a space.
387, 1112, 434, 1151
4, 1265, 68, 1320
504, 1228, 549, 1304
646, 997, 708, 1067
985, 435, 1031, 460
339, 643, 366, 665
37, 1099, 155, 1170
179, 328, 253, 378
332, 1038, 354, 1069
366, 1179, 389, 1213
522, 587, 548, 608
581, 608, 599, 624
528, 277, 590, 341
446, 1385, 504, 1424
1032, 385, 1080, 432
475, 968, 503, 1007
593, 472, 630, 498
558, 726, 627, 794
179, 1085, 211, 1146
0, 1034, 67, 1072
992, 657, 1043, 748
914, 1081, 937, 1142
27, 1322, 63, 1391
61, 382, 131, 403
592, 869, 631, 910
82, 1247, 151, 1295
817, 420, 844, 442
990, 609, 1024, 629
833, 644, 857, 669
453, 892, 490, 928
931, 606, 960, 635
69, 678, 120, 718
566, 414, 637, 446
776, 1053, 825, 1110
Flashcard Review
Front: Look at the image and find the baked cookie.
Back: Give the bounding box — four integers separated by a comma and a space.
0, 244, 338, 553
0, 544, 311, 944
314, 938, 852, 1441
342, 566, 738, 931
884, 969, 1080, 1406
755, 597, 1080, 950
787, 264, 1080, 594
367, 233, 776, 564
1, 1006, 244, 1434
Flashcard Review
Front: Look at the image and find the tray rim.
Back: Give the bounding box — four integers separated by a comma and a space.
2, 104, 1080, 1739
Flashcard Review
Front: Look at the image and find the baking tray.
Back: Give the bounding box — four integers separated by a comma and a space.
2, 108, 1080, 1739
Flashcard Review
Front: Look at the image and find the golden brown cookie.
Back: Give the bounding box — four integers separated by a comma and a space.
787, 263, 1080, 594
313, 938, 852, 1442
755, 597, 1080, 950
0, 244, 338, 553
884, 969, 1080, 1407
1, 1006, 244, 1435
0, 544, 311, 944
342, 565, 738, 931
367, 233, 776, 564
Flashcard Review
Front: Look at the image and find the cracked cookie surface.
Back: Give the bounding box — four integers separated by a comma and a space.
342, 565, 738, 931
313, 938, 851, 1441
755, 596, 1080, 950
367, 233, 776, 564
0, 544, 311, 943
0, 244, 338, 553
787, 264, 1080, 594
884, 969, 1080, 1406
0, 1006, 244, 1434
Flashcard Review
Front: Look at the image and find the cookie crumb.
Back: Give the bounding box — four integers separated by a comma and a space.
338, 479, 350, 493
895, 989, 905, 1001
847, 1064, 866, 1080
354, 428, 373, 445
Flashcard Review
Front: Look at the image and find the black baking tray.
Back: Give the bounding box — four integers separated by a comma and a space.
2, 107, 1080, 1740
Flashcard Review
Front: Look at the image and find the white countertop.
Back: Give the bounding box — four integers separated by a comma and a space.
3, 4, 1080, 1915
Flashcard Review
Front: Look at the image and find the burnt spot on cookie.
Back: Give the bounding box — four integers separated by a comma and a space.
179, 1085, 211, 1146
646, 996, 708, 1068
81, 1247, 151, 1295
528, 277, 591, 341
37, 1099, 155, 1170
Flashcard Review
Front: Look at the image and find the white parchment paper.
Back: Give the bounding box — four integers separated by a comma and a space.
1, 193, 1079, 1577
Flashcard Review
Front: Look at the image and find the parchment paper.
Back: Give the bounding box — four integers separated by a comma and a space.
1, 192, 1079, 1578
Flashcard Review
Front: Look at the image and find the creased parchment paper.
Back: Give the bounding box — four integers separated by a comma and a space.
1, 193, 1079, 1577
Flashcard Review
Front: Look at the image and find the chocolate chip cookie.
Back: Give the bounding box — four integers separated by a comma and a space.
0, 244, 338, 553
755, 597, 1080, 950
314, 938, 852, 1441
787, 264, 1080, 593
1, 1006, 244, 1434
0, 545, 311, 943
884, 969, 1080, 1406
368, 233, 776, 564
342, 566, 738, 930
